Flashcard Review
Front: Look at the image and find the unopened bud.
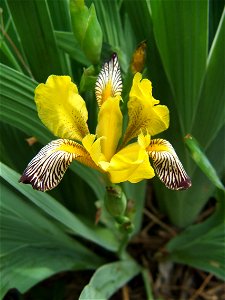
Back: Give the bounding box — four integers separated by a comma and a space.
79, 65, 96, 93
70, 0, 102, 64
131, 40, 147, 74
104, 185, 127, 218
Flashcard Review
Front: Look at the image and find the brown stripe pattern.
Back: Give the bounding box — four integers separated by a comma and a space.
19, 139, 78, 192
95, 53, 122, 106
147, 139, 192, 190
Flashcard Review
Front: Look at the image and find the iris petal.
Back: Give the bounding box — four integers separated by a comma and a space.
122, 73, 169, 146
95, 53, 122, 107
82, 134, 106, 166
35, 75, 89, 141
147, 139, 192, 190
20, 139, 96, 191
96, 96, 122, 161
106, 142, 155, 183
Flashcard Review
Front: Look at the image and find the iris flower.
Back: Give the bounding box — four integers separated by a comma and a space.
20, 54, 191, 192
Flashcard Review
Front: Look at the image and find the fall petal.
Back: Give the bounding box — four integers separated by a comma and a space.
147, 139, 192, 190
20, 139, 96, 191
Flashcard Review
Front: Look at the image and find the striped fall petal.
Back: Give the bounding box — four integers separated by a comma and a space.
95, 53, 122, 107
147, 139, 192, 190
19, 139, 96, 192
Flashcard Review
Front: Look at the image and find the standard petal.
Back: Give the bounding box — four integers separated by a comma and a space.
122, 73, 169, 146
147, 139, 192, 190
106, 143, 155, 183
35, 75, 89, 141
20, 139, 97, 191
96, 96, 123, 161
95, 53, 122, 107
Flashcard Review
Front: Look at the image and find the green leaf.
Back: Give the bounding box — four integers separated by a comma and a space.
184, 134, 225, 190
79, 259, 141, 299
166, 190, 225, 280
0, 123, 37, 173
192, 10, 225, 148
150, 0, 208, 132
1, 162, 118, 252
7, 0, 64, 81
0, 64, 53, 142
47, 0, 71, 31
0, 176, 104, 298
55, 31, 90, 66
0, 39, 23, 72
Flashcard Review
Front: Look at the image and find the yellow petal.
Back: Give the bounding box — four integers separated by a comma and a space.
147, 138, 192, 190
95, 53, 122, 107
122, 73, 169, 146
82, 134, 106, 165
35, 75, 89, 141
20, 139, 97, 191
82, 134, 97, 152
106, 142, 155, 183
138, 131, 151, 149
96, 96, 122, 162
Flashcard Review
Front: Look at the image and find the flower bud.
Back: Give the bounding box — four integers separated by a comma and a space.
79, 65, 96, 93
104, 185, 127, 218
131, 40, 147, 74
115, 216, 134, 233
70, 0, 102, 64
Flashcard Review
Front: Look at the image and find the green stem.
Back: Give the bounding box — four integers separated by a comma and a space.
141, 268, 155, 300
117, 232, 129, 259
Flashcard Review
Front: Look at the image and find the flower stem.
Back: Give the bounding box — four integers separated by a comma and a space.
117, 232, 129, 259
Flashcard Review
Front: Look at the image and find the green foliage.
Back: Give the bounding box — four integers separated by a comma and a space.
79, 260, 141, 299
184, 135, 224, 191
1, 163, 104, 298
166, 189, 225, 280
0, 0, 224, 298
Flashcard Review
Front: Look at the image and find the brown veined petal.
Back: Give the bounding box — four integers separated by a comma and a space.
95, 53, 122, 107
147, 139, 192, 190
19, 139, 97, 192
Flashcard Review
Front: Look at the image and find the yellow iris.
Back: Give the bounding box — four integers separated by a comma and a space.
20, 54, 191, 192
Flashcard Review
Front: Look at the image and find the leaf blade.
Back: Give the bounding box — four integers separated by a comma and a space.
79, 259, 141, 299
